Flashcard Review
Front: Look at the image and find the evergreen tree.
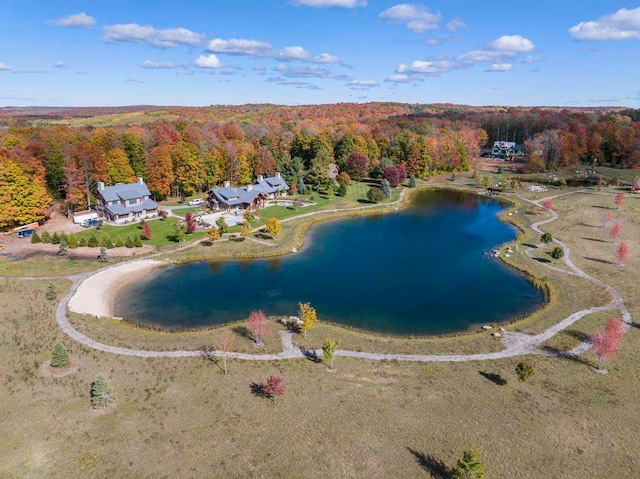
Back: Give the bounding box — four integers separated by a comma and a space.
50, 342, 70, 368
87, 235, 100, 248
408, 175, 417, 188
30, 231, 42, 243
45, 284, 57, 301
381, 179, 392, 198
115, 235, 125, 248
541, 233, 553, 244
452, 449, 486, 479
101, 233, 110, 247
78, 237, 88, 247
67, 234, 79, 249
215, 217, 228, 234
91, 373, 114, 409
105, 239, 115, 249
97, 246, 109, 263
134, 236, 143, 247
337, 182, 347, 197
297, 178, 306, 194
551, 247, 564, 260
51, 232, 60, 244
125, 236, 134, 248
41, 231, 52, 243
57, 240, 68, 255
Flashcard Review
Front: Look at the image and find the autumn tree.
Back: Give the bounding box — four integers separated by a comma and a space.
216, 216, 228, 234
615, 192, 625, 210
91, 373, 114, 409
592, 317, 625, 371
50, 342, 70, 368
247, 310, 270, 346
602, 211, 612, 228
322, 335, 339, 370
142, 221, 152, 240
185, 213, 197, 234
147, 145, 174, 200
262, 375, 285, 404
616, 241, 628, 266
106, 148, 136, 185
367, 187, 384, 203
0, 157, 52, 229
452, 449, 486, 479
298, 302, 317, 339
345, 152, 369, 181
206, 227, 220, 243
216, 330, 235, 375
265, 217, 282, 237
542, 200, 553, 211
383, 164, 407, 187
610, 222, 621, 243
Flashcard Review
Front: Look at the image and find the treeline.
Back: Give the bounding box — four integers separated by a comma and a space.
0, 103, 638, 229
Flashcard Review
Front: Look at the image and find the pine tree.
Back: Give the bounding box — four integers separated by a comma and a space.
50, 342, 70, 368
51, 232, 60, 244
91, 373, 114, 409
57, 240, 68, 255
67, 234, 79, 249
97, 246, 109, 263
78, 237, 88, 247
45, 284, 57, 301
87, 235, 99, 247
30, 231, 41, 243
115, 235, 125, 247
408, 175, 417, 188
41, 231, 52, 243
452, 449, 486, 479
125, 236, 134, 248
381, 179, 392, 198
134, 236, 143, 247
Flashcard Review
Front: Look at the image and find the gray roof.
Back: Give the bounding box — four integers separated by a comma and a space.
104, 198, 158, 216
264, 175, 289, 190
210, 187, 260, 206
97, 182, 152, 202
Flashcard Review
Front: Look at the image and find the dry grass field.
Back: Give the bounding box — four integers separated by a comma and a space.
1, 179, 640, 478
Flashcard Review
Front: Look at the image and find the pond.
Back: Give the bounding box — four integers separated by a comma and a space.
115, 189, 545, 336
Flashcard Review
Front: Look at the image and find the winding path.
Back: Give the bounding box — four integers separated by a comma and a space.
3, 188, 632, 363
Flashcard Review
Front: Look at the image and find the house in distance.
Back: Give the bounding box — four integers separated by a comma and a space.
491, 141, 526, 160
208, 173, 289, 211
94, 178, 159, 224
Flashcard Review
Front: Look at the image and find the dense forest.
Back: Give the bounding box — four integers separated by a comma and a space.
0, 103, 638, 229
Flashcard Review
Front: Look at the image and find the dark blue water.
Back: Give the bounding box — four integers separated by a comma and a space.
116, 190, 545, 335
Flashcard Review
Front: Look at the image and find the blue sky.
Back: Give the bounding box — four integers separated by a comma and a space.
1, 0, 639, 107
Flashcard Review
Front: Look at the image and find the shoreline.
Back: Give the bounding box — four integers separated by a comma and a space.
68, 259, 165, 318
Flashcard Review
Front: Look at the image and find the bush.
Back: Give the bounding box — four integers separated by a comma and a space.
51, 232, 60, 244
541, 233, 553, 244
97, 246, 109, 262
87, 235, 100, 248
50, 343, 70, 368
105, 239, 115, 249
45, 284, 57, 301
57, 240, 68, 256
78, 237, 88, 247
551, 246, 564, 260
41, 231, 52, 243
30, 231, 41, 243
67, 234, 79, 249
159, 209, 168, 220
101, 234, 110, 247
125, 236, 134, 248
134, 236, 143, 247
367, 187, 385, 203
115, 236, 125, 248
337, 182, 347, 197
216, 217, 228, 234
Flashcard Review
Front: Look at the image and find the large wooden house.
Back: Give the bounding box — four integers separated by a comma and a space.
208, 173, 289, 211
491, 141, 525, 160
94, 178, 159, 224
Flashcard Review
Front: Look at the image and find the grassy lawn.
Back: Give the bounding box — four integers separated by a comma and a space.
72, 217, 206, 246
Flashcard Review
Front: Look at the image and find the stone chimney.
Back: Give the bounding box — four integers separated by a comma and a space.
224, 181, 231, 188
97, 182, 105, 191
137, 177, 144, 185
257, 175, 264, 183
275, 172, 281, 179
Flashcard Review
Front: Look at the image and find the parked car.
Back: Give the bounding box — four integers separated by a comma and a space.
188, 198, 204, 206
82, 219, 103, 228
17, 229, 35, 238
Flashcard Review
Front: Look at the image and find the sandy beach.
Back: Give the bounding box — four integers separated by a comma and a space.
68, 259, 164, 318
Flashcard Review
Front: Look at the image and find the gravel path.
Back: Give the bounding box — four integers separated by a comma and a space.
4, 188, 631, 363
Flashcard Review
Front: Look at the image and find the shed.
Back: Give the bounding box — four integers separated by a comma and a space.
73, 210, 99, 225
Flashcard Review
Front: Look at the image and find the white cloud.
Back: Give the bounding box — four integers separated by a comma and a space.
141, 60, 176, 69
52, 62, 68, 69
0, 63, 13, 71
194, 54, 223, 69
207, 38, 339, 63
569, 7, 640, 41
380, 4, 442, 33
207, 38, 272, 56
103, 24, 205, 48
487, 35, 535, 53
274, 64, 351, 81
446, 19, 466, 32
523, 55, 543, 64
49, 13, 96, 28
457, 49, 504, 64
346, 79, 379, 90
486, 63, 512, 72
290, 0, 366, 7
397, 59, 454, 75
384, 74, 422, 83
